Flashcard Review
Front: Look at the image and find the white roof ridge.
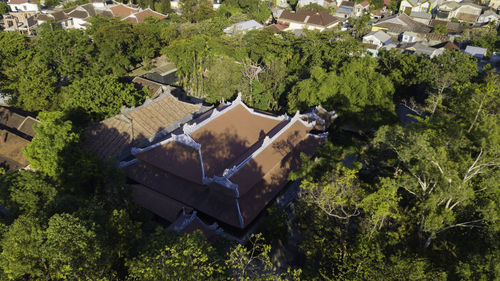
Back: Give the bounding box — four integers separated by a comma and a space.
182, 93, 288, 136
222, 111, 316, 181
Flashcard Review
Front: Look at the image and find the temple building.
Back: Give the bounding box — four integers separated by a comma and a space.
120, 94, 335, 233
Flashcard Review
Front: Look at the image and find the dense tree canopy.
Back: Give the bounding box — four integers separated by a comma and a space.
0, 3, 498, 280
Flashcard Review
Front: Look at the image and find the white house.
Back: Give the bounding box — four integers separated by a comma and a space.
477, 9, 500, 23
223, 20, 264, 35
399, 0, 435, 14
488, 0, 500, 10
334, 1, 355, 18
362, 30, 392, 47
400, 31, 420, 43
354, 1, 370, 17
278, 10, 340, 32
437, 1, 482, 22
8, 0, 39, 12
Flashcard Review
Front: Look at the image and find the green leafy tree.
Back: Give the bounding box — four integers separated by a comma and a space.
226, 234, 302, 281
44, 0, 61, 7
0, 2, 9, 17
179, 0, 215, 23
37, 23, 96, 81
0, 215, 47, 280
154, 0, 171, 14
127, 231, 224, 280
7, 171, 57, 216
289, 57, 395, 127
373, 124, 499, 247
64, 75, 143, 120
88, 18, 138, 75
43, 213, 103, 280
23, 112, 79, 178
4, 53, 58, 111
299, 3, 328, 12
433, 24, 448, 35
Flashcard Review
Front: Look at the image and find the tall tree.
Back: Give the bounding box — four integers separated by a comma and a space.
64, 75, 143, 120
23, 112, 79, 179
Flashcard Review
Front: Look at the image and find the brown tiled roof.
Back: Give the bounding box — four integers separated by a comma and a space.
109, 3, 139, 18
374, 13, 431, 33
131, 184, 187, 222
340, 1, 355, 7
0, 106, 39, 170
429, 19, 465, 33
123, 96, 334, 229
191, 104, 281, 177
432, 41, 460, 50
67, 9, 89, 19
425, 33, 449, 42
51, 10, 69, 21
279, 10, 339, 27
359, 1, 370, 7
84, 93, 202, 160
132, 77, 163, 97
0, 130, 29, 170
80, 3, 96, 16
124, 128, 325, 228
132, 8, 167, 23
0, 107, 25, 129
457, 12, 478, 22
37, 13, 54, 21
136, 141, 204, 184
100, 10, 114, 17
0, 106, 39, 138
8, 0, 29, 4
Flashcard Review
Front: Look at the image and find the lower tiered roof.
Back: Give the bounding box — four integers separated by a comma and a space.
122, 94, 335, 229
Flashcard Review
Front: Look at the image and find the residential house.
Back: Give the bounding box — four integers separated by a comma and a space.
488, 0, 500, 10
223, 20, 264, 35
425, 32, 450, 44
400, 31, 420, 42
37, 4, 102, 29
122, 8, 167, 24
120, 94, 334, 231
3, 11, 37, 35
371, 2, 392, 20
436, 1, 482, 22
90, 0, 112, 9
431, 40, 460, 50
7, 0, 39, 12
354, 1, 370, 17
399, 0, 435, 14
84, 85, 206, 161
372, 13, 432, 36
334, 1, 355, 18
430, 19, 468, 33
109, 3, 139, 18
0, 106, 40, 171
403, 42, 444, 57
278, 10, 340, 31
297, 0, 334, 7
362, 30, 392, 47
464, 45, 487, 59
409, 11, 432, 24
477, 9, 500, 23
